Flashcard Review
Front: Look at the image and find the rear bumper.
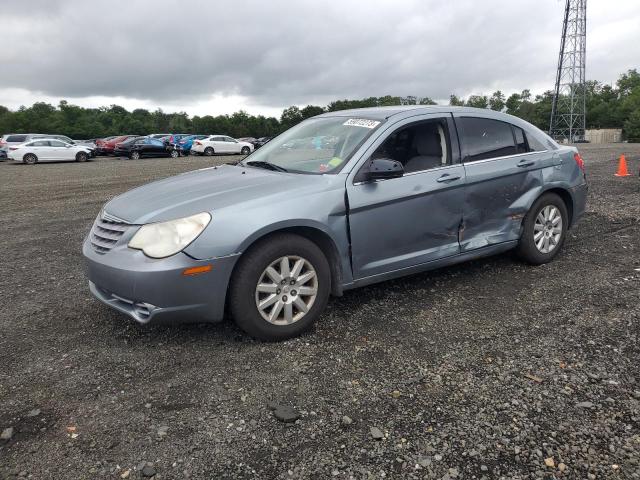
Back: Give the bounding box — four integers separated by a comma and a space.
570, 182, 588, 227
83, 239, 239, 325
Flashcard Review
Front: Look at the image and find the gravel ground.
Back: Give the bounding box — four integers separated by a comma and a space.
0, 145, 639, 479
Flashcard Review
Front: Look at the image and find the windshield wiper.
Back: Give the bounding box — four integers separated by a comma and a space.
244, 161, 289, 173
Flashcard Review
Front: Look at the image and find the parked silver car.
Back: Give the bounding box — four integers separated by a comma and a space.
84, 106, 588, 340
0, 133, 47, 158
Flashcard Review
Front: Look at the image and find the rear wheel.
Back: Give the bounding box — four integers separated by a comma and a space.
23, 153, 38, 165
130, 151, 140, 160
241, 146, 250, 155
76, 151, 88, 162
229, 234, 330, 341
516, 192, 568, 265
204, 147, 214, 156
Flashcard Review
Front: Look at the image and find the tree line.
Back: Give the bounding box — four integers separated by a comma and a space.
0, 69, 638, 141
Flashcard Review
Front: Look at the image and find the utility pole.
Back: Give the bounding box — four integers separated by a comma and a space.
549, 0, 587, 143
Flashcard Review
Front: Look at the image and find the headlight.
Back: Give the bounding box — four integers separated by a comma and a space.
128, 212, 211, 258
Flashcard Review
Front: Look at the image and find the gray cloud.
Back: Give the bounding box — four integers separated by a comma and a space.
1, 0, 638, 110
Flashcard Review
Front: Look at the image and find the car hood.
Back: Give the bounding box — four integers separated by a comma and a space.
104, 164, 340, 224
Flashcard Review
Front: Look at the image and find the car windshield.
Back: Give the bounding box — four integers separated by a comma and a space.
243, 117, 383, 174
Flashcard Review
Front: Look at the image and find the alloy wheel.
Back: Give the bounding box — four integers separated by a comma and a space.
254, 255, 318, 326
533, 205, 563, 254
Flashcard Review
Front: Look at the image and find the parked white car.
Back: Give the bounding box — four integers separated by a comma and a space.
190, 135, 254, 156
8, 138, 93, 164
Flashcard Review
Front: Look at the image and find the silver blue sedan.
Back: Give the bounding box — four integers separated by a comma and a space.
83, 106, 588, 340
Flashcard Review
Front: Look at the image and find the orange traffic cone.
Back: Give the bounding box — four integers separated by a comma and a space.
615, 154, 631, 177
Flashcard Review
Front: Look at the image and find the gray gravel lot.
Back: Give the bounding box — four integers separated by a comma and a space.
0, 146, 639, 479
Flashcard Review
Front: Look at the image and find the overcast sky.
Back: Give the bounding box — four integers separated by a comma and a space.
1, 0, 638, 117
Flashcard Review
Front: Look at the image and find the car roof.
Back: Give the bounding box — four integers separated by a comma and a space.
315, 105, 554, 142
22, 137, 71, 142
316, 105, 529, 123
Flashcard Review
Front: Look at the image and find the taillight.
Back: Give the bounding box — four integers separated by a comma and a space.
9, 146, 18, 150
574, 152, 585, 172
195, 141, 202, 145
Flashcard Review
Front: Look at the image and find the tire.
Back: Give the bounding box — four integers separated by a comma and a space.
204, 147, 214, 156
241, 146, 250, 155
181, 150, 189, 157
76, 152, 88, 162
229, 233, 331, 341
170, 149, 179, 158
516, 192, 568, 265
23, 153, 38, 165
130, 151, 140, 160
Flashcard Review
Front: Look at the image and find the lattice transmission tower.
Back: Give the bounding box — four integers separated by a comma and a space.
549, 0, 587, 143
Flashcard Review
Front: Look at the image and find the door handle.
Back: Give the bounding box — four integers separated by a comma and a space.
517, 160, 535, 167
437, 174, 461, 183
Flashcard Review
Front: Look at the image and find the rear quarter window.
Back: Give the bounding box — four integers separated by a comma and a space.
458, 117, 516, 162
6, 135, 27, 142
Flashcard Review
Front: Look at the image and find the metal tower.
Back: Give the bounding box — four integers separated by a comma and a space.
549, 0, 587, 143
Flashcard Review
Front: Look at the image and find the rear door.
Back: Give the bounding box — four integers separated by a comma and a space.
454, 114, 554, 251
29, 140, 51, 160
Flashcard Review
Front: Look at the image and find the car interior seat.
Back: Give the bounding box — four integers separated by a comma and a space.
404, 126, 443, 173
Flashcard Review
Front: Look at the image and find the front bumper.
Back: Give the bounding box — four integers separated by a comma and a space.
83, 238, 239, 325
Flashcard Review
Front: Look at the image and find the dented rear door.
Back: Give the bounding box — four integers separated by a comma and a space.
454, 114, 549, 251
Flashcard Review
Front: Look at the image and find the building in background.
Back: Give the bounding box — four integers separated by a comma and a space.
584, 129, 622, 144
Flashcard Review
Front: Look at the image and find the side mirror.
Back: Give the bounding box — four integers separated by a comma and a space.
368, 158, 404, 180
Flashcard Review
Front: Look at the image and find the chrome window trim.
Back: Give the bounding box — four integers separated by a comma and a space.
462, 149, 547, 165
352, 163, 460, 186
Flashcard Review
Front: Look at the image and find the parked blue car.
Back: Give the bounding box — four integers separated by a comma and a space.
176, 134, 208, 155
84, 106, 588, 340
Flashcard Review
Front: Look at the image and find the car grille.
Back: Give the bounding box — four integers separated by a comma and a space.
90, 212, 131, 254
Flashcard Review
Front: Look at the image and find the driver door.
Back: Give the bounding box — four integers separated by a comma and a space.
223, 136, 239, 153
346, 115, 466, 280
48, 140, 69, 160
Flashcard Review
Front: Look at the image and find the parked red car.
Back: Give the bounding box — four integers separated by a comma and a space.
97, 135, 136, 155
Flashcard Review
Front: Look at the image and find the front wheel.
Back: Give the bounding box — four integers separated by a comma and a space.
241, 146, 250, 155
170, 149, 179, 158
76, 152, 88, 162
516, 192, 568, 265
229, 234, 331, 341
129, 151, 140, 160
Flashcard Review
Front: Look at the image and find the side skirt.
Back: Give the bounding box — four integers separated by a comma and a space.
343, 241, 518, 291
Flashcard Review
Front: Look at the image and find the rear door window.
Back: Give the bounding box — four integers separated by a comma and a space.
31, 140, 50, 147
458, 117, 516, 162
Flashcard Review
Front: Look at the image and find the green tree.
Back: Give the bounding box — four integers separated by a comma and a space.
466, 95, 489, 109
419, 97, 437, 105
280, 106, 304, 130
449, 95, 465, 106
489, 91, 506, 111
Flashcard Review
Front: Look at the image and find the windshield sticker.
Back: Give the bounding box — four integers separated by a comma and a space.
343, 118, 380, 129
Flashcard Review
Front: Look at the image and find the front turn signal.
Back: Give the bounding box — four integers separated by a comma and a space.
182, 265, 213, 276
